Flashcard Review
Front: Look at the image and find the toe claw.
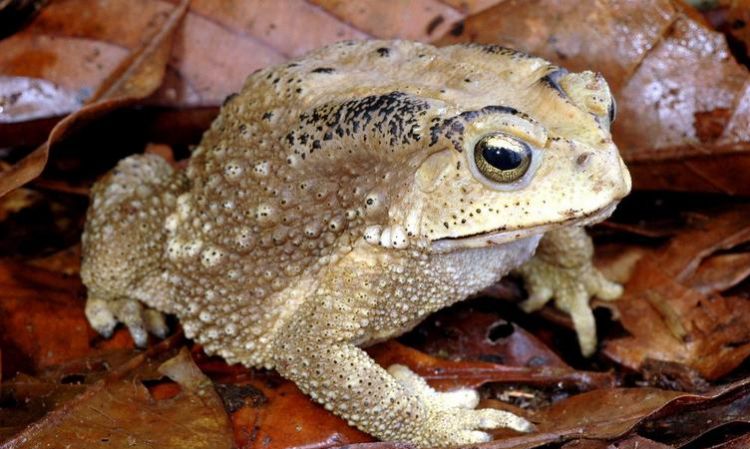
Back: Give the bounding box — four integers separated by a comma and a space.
127, 323, 149, 348
520, 290, 552, 313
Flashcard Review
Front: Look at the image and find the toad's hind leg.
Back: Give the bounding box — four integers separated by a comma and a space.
84, 297, 168, 346
81, 154, 186, 346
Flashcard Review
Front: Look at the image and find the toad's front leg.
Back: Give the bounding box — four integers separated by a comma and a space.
271, 257, 532, 447
273, 327, 530, 447
514, 226, 622, 357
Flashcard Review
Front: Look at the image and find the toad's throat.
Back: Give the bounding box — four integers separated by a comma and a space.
431, 203, 617, 253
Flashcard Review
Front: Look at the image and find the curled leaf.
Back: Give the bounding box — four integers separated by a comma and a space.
0, 0, 189, 197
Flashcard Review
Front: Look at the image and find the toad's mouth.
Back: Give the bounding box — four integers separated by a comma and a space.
431, 202, 618, 253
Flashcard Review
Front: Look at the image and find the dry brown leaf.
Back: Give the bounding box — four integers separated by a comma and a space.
604, 257, 750, 380
0, 0, 511, 119
308, 0, 462, 41
369, 341, 615, 392
627, 153, 750, 195
686, 252, 750, 294
499, 379, 750, 449
0, 348, 163, 439
559, 440, 611, 449
615, 13, 749, 160
1, 347, 234, 449
462, 379, 750, 449
638, 382, 750, 448
0, 0, 189, 197
653, 205, 750, 282
704, 434, 750, 449
598, 203, 750, 380
195, 353, 373, 448
722, 0, 750, 56
0, 261, 96, 376
0, 259, 145, 380
188, 0, 367, 57
535, 388, 684, 438
0, 76, 80, 123
437, 0, 676, 92
604, 435, 674, 449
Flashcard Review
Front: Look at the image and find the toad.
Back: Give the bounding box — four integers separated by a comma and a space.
81, 40, 630, 447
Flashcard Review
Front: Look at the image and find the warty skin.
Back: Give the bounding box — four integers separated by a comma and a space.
81, 40, 631, 447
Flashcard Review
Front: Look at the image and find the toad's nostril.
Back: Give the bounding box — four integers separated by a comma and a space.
576, 152, 591, 168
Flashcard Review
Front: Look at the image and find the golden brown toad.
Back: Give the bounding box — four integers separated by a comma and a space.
81, 40, 631, 447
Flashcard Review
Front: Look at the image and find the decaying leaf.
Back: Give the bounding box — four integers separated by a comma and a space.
604, 207, 750, 380
369, 341, 615, 392
405, 306, 569, 369
0, 0, 189, 197
1, 346, 234, 449
308, 0, 462, 41
0, 261, 100, 376
686, 252, 750, 294
0, 76, 80, 124
1, 1, 750, 449
472, 378, 750, 449
195, 351, 373, 448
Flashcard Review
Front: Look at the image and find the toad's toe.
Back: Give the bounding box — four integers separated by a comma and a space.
388, 364, 480, 410
143, 309, 169, 338
84, 296, 168, 347
469, 408, 534, 432
85, 297, 118, 338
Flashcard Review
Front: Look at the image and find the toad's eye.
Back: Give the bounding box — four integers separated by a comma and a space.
608, 96, 617, 123
473, 134, 532, 183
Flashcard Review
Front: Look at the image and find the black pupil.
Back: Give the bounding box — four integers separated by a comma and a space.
482, 146, 523, 170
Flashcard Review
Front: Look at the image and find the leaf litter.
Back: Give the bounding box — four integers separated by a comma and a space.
1, 1, 750, 448
1, 343, 234, 449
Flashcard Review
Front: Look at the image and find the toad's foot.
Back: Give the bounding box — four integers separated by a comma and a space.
85, 297, 168, 347
389, 364, 479, 409
514, 227, 623, 357
388, 364, 534, 443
